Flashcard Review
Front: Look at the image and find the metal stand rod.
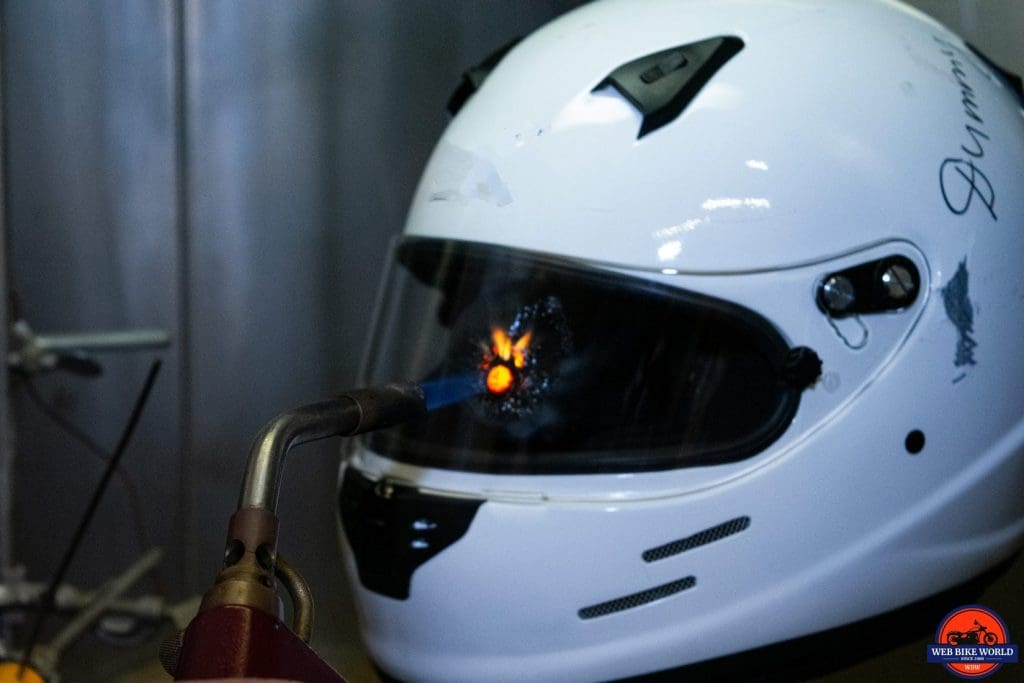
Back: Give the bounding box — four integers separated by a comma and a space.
43, 548, 163, 662
31, 329, 170, 354
18, 361, 161, 676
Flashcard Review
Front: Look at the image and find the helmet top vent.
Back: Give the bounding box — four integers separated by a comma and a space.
595, 36, 744, 138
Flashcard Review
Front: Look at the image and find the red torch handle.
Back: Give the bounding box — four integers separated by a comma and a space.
174, 604, 346, 682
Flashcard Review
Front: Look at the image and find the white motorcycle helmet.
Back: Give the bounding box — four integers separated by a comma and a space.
339, 0, 1024, 680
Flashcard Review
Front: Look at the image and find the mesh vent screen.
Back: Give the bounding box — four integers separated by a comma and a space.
577, 576, 696, 620
642, 516, 750, 562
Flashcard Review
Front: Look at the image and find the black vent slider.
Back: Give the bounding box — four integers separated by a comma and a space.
447, 37, 522, 116
595, 36, 744, 138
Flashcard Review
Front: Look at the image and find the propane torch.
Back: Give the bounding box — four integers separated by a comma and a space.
163, 379, 478, 681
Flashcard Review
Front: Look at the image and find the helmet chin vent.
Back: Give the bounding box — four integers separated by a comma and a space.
642, 516, 751, 563
578, 576, 696, 620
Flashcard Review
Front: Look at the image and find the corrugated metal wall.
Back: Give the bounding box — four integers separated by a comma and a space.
3, 5, 185, 677
1, 1, 1020, 681
2, 2, 582, 679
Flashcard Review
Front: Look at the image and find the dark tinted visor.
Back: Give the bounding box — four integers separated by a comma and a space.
363, 238, 811, 474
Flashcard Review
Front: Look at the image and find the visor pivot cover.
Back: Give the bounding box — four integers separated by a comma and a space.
880, 263, 916, 301
817, 256, 920, 317
821, 275, 856, 313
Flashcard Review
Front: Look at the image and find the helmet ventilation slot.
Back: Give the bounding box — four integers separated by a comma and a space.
578, 576, 696, 620
642, 516, 751, 562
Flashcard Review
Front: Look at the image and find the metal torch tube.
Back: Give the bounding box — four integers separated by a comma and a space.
238, 397, 362, 512
237, 382, 426, 512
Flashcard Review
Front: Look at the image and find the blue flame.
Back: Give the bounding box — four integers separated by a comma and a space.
420, 373, 481, 411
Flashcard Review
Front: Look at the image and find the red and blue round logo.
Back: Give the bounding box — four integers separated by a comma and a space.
927, 605, 1019, 678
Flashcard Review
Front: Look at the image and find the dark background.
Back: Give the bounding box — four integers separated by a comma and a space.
0, 1, 1019, 681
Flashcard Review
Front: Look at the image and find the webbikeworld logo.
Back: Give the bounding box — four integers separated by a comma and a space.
927, 605, 1018, 678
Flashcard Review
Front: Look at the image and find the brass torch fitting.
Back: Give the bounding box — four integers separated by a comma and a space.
198, 506, 283, 619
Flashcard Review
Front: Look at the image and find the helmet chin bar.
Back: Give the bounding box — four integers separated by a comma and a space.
168, 382, 426, 679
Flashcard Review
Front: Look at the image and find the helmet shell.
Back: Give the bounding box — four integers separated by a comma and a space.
342, 1, 1024, 680
406, 0, 1024, 275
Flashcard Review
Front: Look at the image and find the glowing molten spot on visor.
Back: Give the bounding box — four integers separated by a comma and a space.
486, 364, 514, 395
